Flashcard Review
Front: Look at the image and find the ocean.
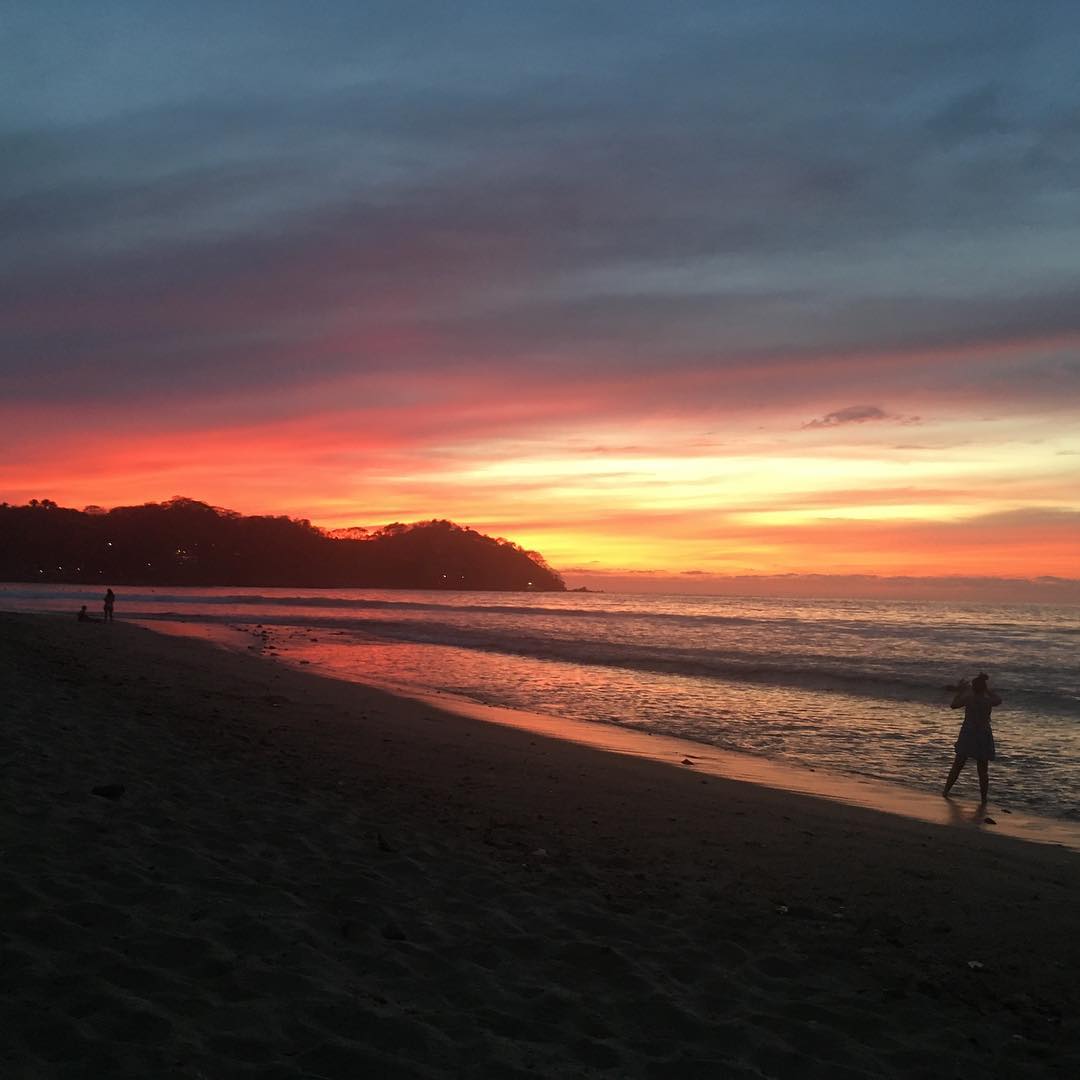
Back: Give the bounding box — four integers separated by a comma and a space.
5, 583, 1077, 824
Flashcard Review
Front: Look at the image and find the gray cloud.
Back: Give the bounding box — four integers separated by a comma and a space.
802, 406, 919, 429
3, 1, 1080, 416
926, 83, 1011, 143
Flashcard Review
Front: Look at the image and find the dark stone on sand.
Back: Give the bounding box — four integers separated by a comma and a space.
91, 784, 126, 800
681, 758, 695, 766
785, 904, 827, 921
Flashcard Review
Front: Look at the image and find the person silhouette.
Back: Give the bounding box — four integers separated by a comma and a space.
77, 604, 92, 622
943, 672, 1001, 803
103, 588, 115, 623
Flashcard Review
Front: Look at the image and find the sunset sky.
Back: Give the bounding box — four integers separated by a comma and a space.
3, 2, 1078, 596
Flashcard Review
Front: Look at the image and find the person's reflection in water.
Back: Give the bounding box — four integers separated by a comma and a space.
943, 796, 992, 829
943, 672, 1001, 804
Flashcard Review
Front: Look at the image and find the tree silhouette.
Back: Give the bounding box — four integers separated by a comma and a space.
0, 499, 565, 591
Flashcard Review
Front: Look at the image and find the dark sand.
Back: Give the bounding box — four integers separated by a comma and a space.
2, 612, 1078, 1078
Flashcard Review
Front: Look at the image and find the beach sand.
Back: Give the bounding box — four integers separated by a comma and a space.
2, 612, 1077, 1078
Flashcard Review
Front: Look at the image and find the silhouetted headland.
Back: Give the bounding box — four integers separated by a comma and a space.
0, 497, 564, 591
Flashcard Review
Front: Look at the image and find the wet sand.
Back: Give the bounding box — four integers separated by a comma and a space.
2, 612, 1078, 1078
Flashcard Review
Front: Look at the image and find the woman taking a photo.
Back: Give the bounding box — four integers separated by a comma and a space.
943, 672, 1001, 803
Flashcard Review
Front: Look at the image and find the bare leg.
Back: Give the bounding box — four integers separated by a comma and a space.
943, 755, 967, 796
976, 759, 989, 803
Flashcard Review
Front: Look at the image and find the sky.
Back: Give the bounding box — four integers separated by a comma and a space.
2, 1, 1078, 598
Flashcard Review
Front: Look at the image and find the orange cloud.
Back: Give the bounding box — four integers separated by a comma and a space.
3, 339, 1078, 593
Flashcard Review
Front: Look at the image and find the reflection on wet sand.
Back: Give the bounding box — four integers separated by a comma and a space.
142, 617, 1080, 854
390, 685, 1080, 854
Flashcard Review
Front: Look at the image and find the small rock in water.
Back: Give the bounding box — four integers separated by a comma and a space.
91, 784, 125, 800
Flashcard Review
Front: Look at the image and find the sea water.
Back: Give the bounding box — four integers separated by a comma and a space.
4, 583, 1077, 822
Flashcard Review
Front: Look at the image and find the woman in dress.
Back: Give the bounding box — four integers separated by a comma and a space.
943, 672, 1001, 803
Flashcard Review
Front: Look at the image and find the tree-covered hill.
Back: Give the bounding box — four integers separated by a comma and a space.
0, 498, 565, 591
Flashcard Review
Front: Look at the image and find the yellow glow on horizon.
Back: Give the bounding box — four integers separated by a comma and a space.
3, 400, 1077, 584
734, 504, 971, 526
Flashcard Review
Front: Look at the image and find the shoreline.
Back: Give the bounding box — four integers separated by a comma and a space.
392, 690, 1080, 855
142, 616, 1080, 854
3, 611, 1079, 1076
6, 584, 1077, 826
